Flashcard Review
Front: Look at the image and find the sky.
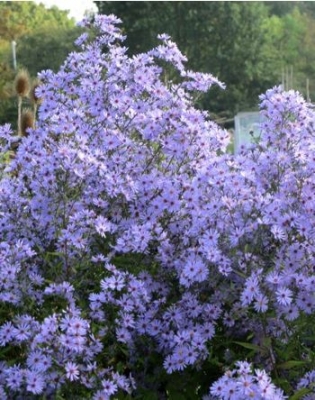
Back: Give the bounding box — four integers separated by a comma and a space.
34, 0, 98, 21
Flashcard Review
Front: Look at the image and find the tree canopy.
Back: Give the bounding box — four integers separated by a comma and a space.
0, 1, 80, 127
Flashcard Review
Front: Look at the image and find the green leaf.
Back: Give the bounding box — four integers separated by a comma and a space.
289, 387, 312, 400
233, 341, 261, 352
277, 360, 307, 370
300, 336, 315, 343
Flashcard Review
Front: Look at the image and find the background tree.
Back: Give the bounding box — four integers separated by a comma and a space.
17, 28, 81, 77
0, 1, 79, 128
266, 1, 315, 18
262, 5, 315, 100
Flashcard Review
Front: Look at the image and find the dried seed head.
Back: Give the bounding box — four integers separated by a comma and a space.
14, 69, 30, 97
29, 78, 42, 105
20, 108, 34, 136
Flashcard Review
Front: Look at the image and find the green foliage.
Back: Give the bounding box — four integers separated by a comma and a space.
0, 1, 78, 127
0, 1, 75, 39
17, 27, 81, 76
266, 1, 315, 18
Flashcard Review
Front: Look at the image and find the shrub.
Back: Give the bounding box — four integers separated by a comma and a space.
0, 13, 315, 399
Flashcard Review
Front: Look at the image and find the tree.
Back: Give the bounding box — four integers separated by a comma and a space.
266, 1, 315, 18
0, 1, 78, 127
17, 27, 81, 77
261, 6, 315, 100
0, 1, 74, 40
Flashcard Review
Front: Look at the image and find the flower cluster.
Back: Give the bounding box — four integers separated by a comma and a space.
210, 361, 286, 399
0, 12, 315, 399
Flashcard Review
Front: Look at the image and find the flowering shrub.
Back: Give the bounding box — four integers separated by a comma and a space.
1, 13, 315, 399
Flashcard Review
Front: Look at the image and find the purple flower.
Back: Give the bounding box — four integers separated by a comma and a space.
26, 370, 45, 394
241, 275, 261, 306
276, 287, 293, 306
253, 294, 269, 313
116, 327, 132, 344
5, 366, 24, 390
180, 255, 209, 287
65, 361, 80, 381
13, 321, 31, 342
27, 350, 52, 372
101, 379, 118, 395
0, 322, 14, 345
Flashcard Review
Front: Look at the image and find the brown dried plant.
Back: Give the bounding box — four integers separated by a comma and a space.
20, 108, 34, 137
29, 78, 42, 126
14, 68, 30, 98
14, 69, 31, 136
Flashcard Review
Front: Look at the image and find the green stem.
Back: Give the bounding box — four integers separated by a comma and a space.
17, 96, 22, 135
33, 103, 37, 129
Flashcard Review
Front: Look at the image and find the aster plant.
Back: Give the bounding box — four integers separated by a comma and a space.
0, 13, 315, 399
